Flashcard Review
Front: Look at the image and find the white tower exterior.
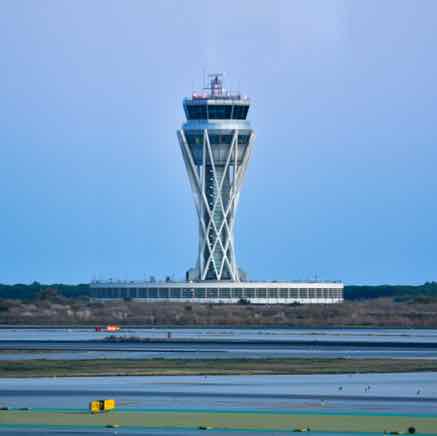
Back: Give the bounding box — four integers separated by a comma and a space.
178, 75, 254, 281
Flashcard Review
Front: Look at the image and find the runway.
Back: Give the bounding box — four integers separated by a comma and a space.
1, 373, 437, 414
3, 327, 437, 342
3, 338, 437, 360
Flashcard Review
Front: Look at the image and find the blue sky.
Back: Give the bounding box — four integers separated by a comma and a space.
0, 1, 436, 285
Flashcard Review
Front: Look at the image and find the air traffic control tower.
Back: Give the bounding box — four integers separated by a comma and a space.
91, 75, 343, 304
178, 74, 253, 283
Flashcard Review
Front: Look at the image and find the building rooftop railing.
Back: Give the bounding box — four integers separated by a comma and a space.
189, 93, 248, 101
188, 73, 249, 101
91, 279, 342, 285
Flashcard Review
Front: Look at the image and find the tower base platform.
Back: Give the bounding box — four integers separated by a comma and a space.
91, 280, 343, 304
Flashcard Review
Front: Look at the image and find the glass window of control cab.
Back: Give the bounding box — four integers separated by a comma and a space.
185, 103, 250, 120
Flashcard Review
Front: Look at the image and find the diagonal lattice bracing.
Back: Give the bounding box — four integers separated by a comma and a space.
178, 129, 254, 281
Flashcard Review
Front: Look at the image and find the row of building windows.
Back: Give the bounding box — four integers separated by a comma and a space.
93, 287, 343, 300
185, 133, 251, 146
185, 104, 250, 120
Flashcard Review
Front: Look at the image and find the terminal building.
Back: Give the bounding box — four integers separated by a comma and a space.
92, 75, 343, 304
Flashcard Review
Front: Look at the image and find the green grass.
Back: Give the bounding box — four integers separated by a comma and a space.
2, 357, 437, 377
1, 409, 437, 433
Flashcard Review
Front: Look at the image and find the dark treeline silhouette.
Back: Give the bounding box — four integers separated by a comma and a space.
345, 282, 437, 300
0, 282, 89, 299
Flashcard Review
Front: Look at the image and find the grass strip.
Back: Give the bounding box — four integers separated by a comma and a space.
1, 409, 437, 434
1, 357, 437, 377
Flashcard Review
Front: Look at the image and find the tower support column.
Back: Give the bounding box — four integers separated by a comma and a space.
178, 128, 254, 281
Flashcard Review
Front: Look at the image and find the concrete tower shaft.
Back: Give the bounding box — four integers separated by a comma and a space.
178, 75, 255, 281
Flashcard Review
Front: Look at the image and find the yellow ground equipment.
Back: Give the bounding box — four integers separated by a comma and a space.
89, 399, 116, 414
